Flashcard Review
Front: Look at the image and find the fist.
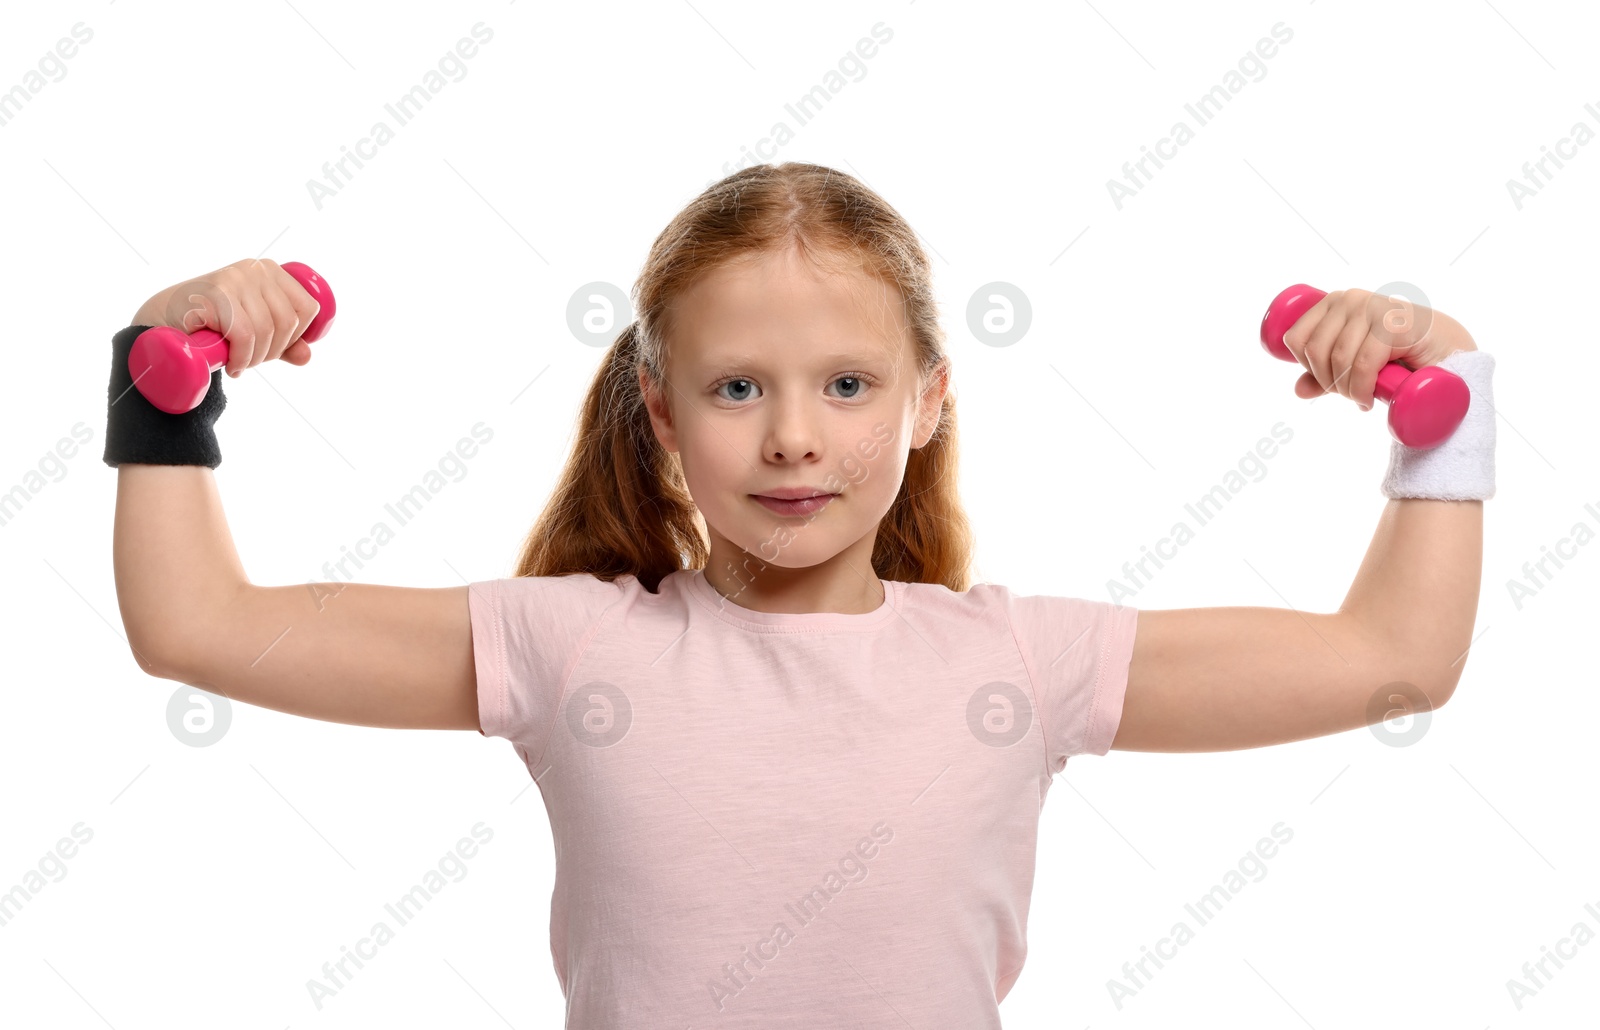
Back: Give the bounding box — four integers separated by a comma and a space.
1281, 287, 1476, 410
132, 258, 322, 377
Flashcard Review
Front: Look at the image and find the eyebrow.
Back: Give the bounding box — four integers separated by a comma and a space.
696, 352, 892, 370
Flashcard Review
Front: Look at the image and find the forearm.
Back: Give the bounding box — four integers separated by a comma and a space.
1337, 497, 1483, 704
113, 464, 250, 675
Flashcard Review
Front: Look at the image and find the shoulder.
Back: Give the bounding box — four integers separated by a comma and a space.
467, 571, 651, 635
903, 578, 1134, 637
902, 575, 1024, 607
489, 571, 639, 603
896, 578, 1018, 630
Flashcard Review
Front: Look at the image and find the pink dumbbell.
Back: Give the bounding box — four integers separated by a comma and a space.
1259, 283, 1469, 450
129, 260, 336, 414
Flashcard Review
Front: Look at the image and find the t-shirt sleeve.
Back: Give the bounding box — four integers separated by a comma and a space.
1004, 590, 1139, 770
468, 574, 625, 756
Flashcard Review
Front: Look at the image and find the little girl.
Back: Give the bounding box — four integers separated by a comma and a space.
106, 162, 1493, 1027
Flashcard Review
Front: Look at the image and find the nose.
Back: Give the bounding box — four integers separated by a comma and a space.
764, 396, 821, 462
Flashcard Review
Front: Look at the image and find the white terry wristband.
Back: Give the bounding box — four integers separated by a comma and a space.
1381, 350, 1496, 501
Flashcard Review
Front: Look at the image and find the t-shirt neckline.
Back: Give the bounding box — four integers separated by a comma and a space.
685, 568, 900, 632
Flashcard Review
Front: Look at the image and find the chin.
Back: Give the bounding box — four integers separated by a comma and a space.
739, 541, 824, 569
730, 523, 838, 568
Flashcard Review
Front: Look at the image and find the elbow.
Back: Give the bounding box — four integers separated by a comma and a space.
1345, 604, 1474, 716
1426, 666, 1463, 710
1421, 638, 1472, 710
125, 633, 177, 680
1399, 664, 1460, 714
1365, 626, 1468, 715
1368, 662, 1458, 730
118, 600, 180, 678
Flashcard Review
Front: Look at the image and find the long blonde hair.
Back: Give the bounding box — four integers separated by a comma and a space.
513, 162, 974, 594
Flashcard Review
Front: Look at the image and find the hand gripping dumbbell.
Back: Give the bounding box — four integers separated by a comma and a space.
1259, 283, 1469, 449
129, 261, 336, 414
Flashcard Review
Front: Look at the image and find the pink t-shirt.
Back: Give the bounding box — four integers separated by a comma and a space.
469, 567, 1138, 1028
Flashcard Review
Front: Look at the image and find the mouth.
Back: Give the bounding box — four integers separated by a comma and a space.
750, 492, 838, 517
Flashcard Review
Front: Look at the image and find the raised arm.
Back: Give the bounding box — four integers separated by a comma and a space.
1113, 496, 1480, 751
115, 465, 479, 731
1112, 288, 1485, 752
109, 258, 480, 732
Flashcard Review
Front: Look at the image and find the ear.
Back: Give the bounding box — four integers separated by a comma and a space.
639, 367, 679, 453
911, 358, 950, 449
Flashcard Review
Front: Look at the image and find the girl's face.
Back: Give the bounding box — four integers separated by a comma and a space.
641, 244, 948, 578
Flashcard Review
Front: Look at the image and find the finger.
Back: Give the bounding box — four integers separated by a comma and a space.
260, 281, 302, 364
1281, 297, 1332, 374
1302, 304, 1348, 395
256, 258, 311, 362
1293, 370, 1322, 399
281, 339, 313, 365
1328, 315, 1369, 401
1348, 334, 1390, 411
227, 287, 271, 377
249, 258, 291, 364
269, 261, 322, 338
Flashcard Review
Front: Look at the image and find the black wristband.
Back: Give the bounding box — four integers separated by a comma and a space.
103, 324, 228, 469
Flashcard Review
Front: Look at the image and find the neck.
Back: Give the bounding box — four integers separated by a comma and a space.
701, 541, 884, 615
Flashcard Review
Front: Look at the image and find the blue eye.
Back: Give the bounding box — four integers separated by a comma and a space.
715, 378, 757, 402
712, 374, 876, 403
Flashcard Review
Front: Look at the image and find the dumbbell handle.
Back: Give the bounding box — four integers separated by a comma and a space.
1259, 283, 1468, 450
130, 261, 336, 414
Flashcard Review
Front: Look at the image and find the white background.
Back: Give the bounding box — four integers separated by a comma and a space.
1, 0, 1594, 1026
